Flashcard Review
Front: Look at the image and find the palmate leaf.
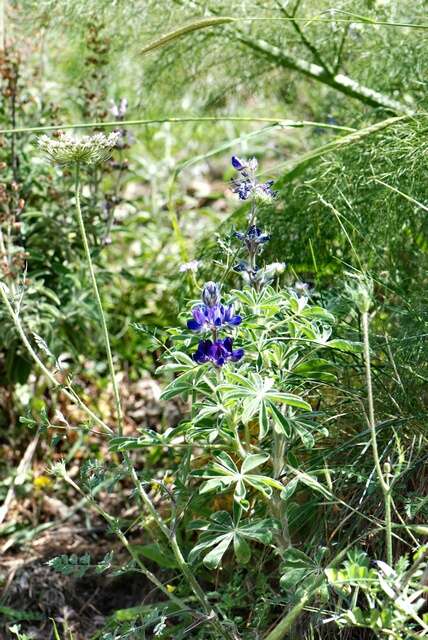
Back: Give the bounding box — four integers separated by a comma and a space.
109, 428, 174, 451
160, 365, 208, 401
280, 548, 317, 591
188, 511, 275, 569
218, 372, 311, 440
193, 451, 282, 508
270, 408, 323, 447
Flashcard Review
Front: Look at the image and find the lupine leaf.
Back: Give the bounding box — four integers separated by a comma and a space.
241, 453, 270, 474
269, 402, 293, 437
234, 534, 251, 564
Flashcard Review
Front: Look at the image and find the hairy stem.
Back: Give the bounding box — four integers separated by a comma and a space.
74, 163, 124, 435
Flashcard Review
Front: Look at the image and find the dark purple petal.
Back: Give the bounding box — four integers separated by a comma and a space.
229, 315, 242, 326
192, 337, 243, 367
193, 339, 212, 362
231, 348, 244, 362
223, 337, 233, 351
187, 319, 201, 331
231, 156, 246, 170
193, 348, 206, 363
247, 225, 262, 239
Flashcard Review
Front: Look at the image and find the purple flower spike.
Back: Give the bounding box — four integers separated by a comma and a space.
187, 303, 241, 333
193, 337, 244, 367
231, 154, 275, 202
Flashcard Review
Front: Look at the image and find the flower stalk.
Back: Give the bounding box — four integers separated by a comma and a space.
74, 163, 124, 435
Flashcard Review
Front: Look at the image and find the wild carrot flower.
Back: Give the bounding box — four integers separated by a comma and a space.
37, 131, 121, 166
193, 337, 244, 367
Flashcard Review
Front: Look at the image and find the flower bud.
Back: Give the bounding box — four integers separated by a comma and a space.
202, 281, 221, 307
345, 272, 373, 314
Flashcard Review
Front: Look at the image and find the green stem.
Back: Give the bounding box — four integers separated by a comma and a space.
234, 422, 247, 458
0, 282, 113, 435
0, 116, 357, 137
362, 311, 393, 565
74, 163, 124, 435
236, 33, 413, 114
270, 430, 290, 550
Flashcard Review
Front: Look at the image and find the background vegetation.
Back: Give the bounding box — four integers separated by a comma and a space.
0, 1, 427, 639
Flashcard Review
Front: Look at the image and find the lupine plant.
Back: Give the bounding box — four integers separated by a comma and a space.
109, 155, 361, 636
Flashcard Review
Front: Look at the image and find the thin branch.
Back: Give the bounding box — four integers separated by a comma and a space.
274, 0, 332, 73
235, 33, 414, 114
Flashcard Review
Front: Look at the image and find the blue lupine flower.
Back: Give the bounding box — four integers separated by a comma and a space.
231, 156, 258, 172
231, 156, 277, 202
233, 179, 254, 201
202, 281, 221, 307
187, 303, 241, 332
234, 225, 270, 245
193, 337, 244, 367
257, 179, 277, 201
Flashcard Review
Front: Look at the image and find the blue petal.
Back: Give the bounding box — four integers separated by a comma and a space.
229, 315, 242, 325
223, 337, 233, 352
187, 319, 201, 331
231, 156, 245, 170
231, 348, 244, 361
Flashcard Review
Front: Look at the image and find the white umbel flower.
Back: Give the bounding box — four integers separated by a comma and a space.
37, 131, 120, 166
